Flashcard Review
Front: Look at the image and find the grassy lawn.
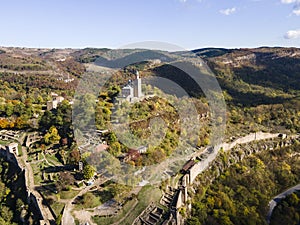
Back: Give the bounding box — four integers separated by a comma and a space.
37, 151, 43, 161
38, 185, 65, 218
92, 185, 162, 225
51, 202, 65, 217
0, 139, 10, 145
18, 144, 23, 156
31, 161, 48, 184
75, 190, 109, 209
60, 189, 80, 199
45, 153, 62, 166
121, 185, 162, 225
27, 150, 41, 162
75, 183, 128, 210
31, 163, 43, 185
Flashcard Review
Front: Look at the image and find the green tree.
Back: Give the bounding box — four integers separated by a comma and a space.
39, 110, 54, 129
0, 217, 11, 225
186, 217, 201, 225
83, 164, 96, 180
5, 102, 14, 116
0, 181, 10, 202
16, 198, 24, 214
0, 205, 13, 222
108, 142, 121, 157
287, 193, 299, 206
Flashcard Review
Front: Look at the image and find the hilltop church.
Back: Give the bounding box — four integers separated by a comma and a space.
120, 70, 143, 102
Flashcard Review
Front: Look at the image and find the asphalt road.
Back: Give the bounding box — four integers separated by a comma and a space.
266, 183, 300, 223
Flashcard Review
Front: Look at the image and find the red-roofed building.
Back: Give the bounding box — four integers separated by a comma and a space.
181, 160, 195, 173
123, 149, 141, 162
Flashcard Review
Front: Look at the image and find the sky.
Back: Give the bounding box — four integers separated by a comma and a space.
0, 0, 300, 50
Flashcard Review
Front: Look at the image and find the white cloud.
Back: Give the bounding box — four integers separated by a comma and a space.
281, 0, 298, 4
179, 0, 188, 3
219, 7, 236, 16
281, 0, 300, 16
293, 8, 300, 15
284, 29, 300, 39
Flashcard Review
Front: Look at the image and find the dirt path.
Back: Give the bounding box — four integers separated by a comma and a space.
73, 210, 96, 225
62, 177, 107, 225
62, 202, 75, 225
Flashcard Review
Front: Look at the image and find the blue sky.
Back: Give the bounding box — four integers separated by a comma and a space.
0, 0, 300, 49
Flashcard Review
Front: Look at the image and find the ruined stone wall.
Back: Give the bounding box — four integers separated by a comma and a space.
189, 132, 280, 184
0, 144, 46, 223
177, 135, 297, 208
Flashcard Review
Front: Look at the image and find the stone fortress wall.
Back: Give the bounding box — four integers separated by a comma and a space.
172, 132, 298, 225
0, 131, 54, 225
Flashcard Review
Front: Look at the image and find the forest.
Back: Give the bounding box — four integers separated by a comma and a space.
186, 142, 300, 225
270, 191, 300, 225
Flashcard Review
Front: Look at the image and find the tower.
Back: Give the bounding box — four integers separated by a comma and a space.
133, 70, 142, 98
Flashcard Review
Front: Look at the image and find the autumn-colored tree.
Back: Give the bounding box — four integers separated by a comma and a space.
68, 149, 81, 165
14, 117, 27, 129
0, 118, 14, 129
44, 126, 61, 145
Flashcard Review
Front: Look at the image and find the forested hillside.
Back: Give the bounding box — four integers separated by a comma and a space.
0, 46, 299, 224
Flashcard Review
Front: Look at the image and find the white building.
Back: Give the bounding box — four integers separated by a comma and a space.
47, 94, 65, 111
120, 70, 143, 102
137, 146, 147, 154
121, 85, 134, 102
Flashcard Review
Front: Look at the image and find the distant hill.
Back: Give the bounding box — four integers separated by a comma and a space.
199, 47, 300, 105
192, 48, 233, 58
0, 46, 299, 106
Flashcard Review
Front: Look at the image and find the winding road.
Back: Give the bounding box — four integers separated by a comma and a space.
266, 183, 300, 223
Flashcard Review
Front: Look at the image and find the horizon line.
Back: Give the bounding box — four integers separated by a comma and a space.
1, 44, 299, 52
